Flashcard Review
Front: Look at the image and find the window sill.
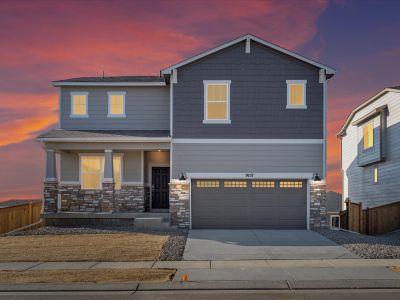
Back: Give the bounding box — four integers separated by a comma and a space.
70, 114, 89, 118
107, 114, 126, 118
203, 120, 231, 124
286, 105, 307, 110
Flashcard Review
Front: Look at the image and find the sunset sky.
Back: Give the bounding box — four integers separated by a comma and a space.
0, 0, 399, 201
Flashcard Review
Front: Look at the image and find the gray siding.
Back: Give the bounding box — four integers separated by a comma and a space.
173, 41, 324, 139
60, 150, 142, 182
342, 91, 400, 208
172, 143, 322, 179
60, 86, 170, 130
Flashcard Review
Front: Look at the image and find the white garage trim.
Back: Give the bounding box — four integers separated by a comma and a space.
186, 172, 312, 229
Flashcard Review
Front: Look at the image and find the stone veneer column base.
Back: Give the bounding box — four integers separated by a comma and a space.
309, 180, 327, 229
43, 181, 58, 213
114, 185, 144, 212
101, 182, 115, 212
169, 180, 190, 229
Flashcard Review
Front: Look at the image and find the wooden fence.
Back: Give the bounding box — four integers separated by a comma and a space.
340, 199, 400, 235
0, 200, 43, 234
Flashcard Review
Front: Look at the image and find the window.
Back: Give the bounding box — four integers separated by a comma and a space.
70, 92, 88, 117
80, 155, 122, 190
203, 80, 231, 124
280, 181, 303, 188
363, 121, 374, 149
252, 181, 275, 188
330, 215, 340, 229
224, 181, 247, 188
196, 180, 219, 188
374, 166, 379, 184
108, 92, 126, 117
286, 80, 307, 109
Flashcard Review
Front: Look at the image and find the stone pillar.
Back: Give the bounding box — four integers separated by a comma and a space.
102, 149, 114, 212
309, 180, 327, 229
169, 180, 190, 229
43, 150, 58, 212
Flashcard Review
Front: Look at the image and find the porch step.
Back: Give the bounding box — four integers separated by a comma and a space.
133, 216, 175, 231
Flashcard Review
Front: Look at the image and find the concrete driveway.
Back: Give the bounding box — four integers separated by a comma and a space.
183, 230, 357, 260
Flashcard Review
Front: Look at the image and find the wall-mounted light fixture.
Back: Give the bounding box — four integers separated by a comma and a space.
313, 173, 321, 181
179, 173, 186, 181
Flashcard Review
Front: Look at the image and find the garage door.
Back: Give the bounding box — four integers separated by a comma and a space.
191, 179, 307, 229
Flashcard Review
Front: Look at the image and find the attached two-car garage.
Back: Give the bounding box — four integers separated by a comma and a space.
191, 179, 307, 229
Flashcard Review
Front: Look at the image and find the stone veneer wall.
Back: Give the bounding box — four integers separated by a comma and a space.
57, 184, 144, 213
44, 181, 58, 213
169, 181, 190, 229
309, 180, 327, 229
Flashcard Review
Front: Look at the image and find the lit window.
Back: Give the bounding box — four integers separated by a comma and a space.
204, 81, 231, 123
363, 121, 374, 149
71, 92, 88, 117
81, 156, 103, 189
224, 181, 247, 188
280, 181, 303, 188
252, 181, 275, 188
374, 166, 378, 184
80, 155, 122, 190
108, 92, 126, 117
286, 80, 307, 109
196, 180, 219, 188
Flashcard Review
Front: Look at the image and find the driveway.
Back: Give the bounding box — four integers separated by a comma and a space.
183, 230, 357, 260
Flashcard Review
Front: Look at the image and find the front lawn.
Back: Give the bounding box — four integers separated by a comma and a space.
0, 269, 175, 283
0, 233, 168, 262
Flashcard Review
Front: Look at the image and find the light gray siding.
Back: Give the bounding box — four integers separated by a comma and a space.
60, 86, 170, 130
60, 150, 142, 182
172, 143, 322, 179
173, 41, 324, 139
342, 91, 400, 208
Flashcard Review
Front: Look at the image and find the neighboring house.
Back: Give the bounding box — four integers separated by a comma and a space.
326, 191, 342, 227
338, 87, 400, 209
38, 34, 336, 229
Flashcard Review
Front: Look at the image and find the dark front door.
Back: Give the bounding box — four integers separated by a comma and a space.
152, 167, 170, 209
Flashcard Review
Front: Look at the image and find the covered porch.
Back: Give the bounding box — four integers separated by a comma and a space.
38, 130, 171, 214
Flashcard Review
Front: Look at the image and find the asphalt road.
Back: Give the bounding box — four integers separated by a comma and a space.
1, 289, 400, 300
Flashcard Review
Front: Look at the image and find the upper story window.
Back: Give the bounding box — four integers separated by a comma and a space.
70, 92, 88, 118
363, 121, 374, 149
203, 80, 231, 124
286, 80, 307, 109
108, 92, 126, 118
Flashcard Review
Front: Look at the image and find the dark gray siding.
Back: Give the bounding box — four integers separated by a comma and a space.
172, 143, 322, 179
60, 86, 170, 130
173, 41, 323, 138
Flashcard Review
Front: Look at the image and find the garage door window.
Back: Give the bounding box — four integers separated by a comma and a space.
252, 181, 275, 188
280, 181, 303, 188
196, 180, 219, 188
224, 181, 247, 188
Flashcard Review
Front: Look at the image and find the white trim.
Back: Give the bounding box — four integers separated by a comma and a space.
330, 215, 340, 229
170, 143, 173, 179
286, 80, 307, 109
338, 88, 400, 137
141, 150, 144, 184
53, 82, 166, 87
59, 181, 80, 185
172, 69, 177, 84
148, 163, 170, 211
58, 88, 61, 128
172, 138, 323, 144
186, 172, 314, 179
307, 179, 310, 230
322, 72, 327, 178
161, 34, 336, 75
107, 91, 126, 118
189, 180, 192, 229
203, 80, 231, 124
245, 37, 250, 53
38, 137, 171, 143
170, 70, 174, 136
70, 92, 89, 118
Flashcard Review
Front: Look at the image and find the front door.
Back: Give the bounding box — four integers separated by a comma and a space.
151, 167, 170, 209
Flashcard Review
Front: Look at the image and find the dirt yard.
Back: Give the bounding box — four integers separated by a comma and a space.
0, 269, 175, 283
0, 233, 168, 262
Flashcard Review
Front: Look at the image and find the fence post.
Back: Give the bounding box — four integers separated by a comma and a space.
358, 202, 362, 233
345, 198, 351, 230
366, 207, 370, 235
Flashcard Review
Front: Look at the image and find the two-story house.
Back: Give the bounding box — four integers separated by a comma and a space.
338, 86, 400, 209
38, 34, 336, 229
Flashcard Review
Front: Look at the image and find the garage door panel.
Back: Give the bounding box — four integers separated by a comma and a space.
192, 179, 307, 229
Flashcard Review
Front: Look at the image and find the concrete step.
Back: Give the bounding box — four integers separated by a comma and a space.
134, 217, 174, 231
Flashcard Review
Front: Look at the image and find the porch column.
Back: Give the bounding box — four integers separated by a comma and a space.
43, 149, 58, 213
102, 149, 115, 212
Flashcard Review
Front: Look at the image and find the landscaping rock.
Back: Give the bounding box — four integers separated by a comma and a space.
317, 228, 400, 259
159, 231, 188, 261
